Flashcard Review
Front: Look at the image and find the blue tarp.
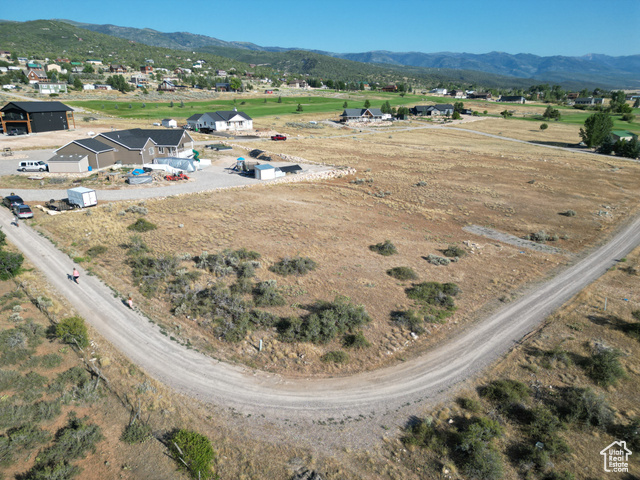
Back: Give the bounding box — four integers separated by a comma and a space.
131, 169, 145, 175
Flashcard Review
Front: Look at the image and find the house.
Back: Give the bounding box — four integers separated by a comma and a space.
567, 92, 580, 100
130, 75, 149, 86
215, 83, 231, 92
186, 110, 253, 132
468, 92, 492, 100
54, 128, 195, 170
27, 63, 43, 70
162, 119, 177, 128
449, 90, 466, 98
109, 64, 127, 73
498, 95, 526, 103
34, 83, 68, 94
288, 80, 309, 89
340, 108, 384, 123
86, 59, 103, 65
17, 57, 28, 64
25, 69, 48, 84
94, 84, 112, 90
0, 101, 75, 135
610, 130, 637, 142
52, 138, 115, 171
381, 85, 397, 92
157, 80, 176, 92
215, 70, 227, 76
45, 64, 62, 73
575, 97, 604, 105
419, 104, 454, 116
83, 84, 96, 91
430, 88, 448, 95
411, 105, 431, 116
265, 90, 274, 94
140, 65, 153, 74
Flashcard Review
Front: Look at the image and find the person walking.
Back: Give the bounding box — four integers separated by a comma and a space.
72, 267, 80, 284
13, 216, 19, 227
127, 296, 133, 309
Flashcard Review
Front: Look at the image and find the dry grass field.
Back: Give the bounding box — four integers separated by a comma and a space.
32, 119, 640, 377
390, 245, 640, 479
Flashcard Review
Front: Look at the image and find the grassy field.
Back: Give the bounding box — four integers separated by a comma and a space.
66, 92, 429, 121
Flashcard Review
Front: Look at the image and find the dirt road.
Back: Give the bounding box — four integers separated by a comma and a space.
2, 204, 639, 433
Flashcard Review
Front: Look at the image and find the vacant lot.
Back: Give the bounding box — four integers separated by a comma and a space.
31, 118, 640, 377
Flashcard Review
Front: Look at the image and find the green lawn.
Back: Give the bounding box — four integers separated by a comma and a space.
67, 92, 428, 121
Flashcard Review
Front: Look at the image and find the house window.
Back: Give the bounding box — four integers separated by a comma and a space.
158, 147, 164, 154
149, 147, 154, 155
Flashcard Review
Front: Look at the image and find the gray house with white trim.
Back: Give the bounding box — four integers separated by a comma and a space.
187, 110, 253, 132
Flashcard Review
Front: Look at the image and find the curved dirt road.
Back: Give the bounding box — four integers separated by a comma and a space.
1, 209, 639, 423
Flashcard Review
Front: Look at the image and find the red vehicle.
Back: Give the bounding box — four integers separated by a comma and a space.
271, 134, 286, 141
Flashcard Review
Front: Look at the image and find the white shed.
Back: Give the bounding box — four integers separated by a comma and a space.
46, 154, 90, 173
162, 118, 177, 128
254, 164, 276, 180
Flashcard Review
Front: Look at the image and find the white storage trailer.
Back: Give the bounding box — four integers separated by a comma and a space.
67, 187, 97, 208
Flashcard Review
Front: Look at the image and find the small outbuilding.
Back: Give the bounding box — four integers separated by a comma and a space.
161, 118, 177, 128
46, 154, 90, 173
254, 164, 276, 180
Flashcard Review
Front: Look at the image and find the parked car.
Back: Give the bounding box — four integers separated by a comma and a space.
13, 204, 33, 219
18, 160, 48, 172
2, 195, 24, 209
271, 134, 287, 141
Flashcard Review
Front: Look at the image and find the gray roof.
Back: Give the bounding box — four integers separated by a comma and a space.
73, 138, 114, 153
433, 104, 454, 111
187, 113, 204, 121
207, 111, 252, 121
1, 101, 73, 113
341, 108, 383, 117
98, 128, 191, 149
48, 153, 87, 163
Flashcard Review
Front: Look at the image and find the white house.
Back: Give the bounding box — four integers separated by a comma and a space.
162, 119, 178, 128
186, 109, 253, 132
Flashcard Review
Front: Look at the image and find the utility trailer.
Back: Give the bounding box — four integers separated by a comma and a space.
67, 187, 97, 208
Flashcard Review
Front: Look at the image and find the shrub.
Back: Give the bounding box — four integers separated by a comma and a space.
527, 231, 550, 242
343, 331, 370, 349
392, 309, 425, 333
560, 210, 577, 217
127, 218, 157, 232
0, 229, 5, 247
125, 205, 148, 215
457, 397, 482, 413
0, 251, 24, 280
253, 280, 286, 307
459, 440, 504, 480
121, 420, 152, 444
124, 235, 149, 256
55, 316, 90, 349
269, 256, 317, 276
369, 240, 397, 256
480, 379, 530, 405
168, 429, 216, 480
560, 387, 613, 428
406, 282, 459, 309
86, 245, 108, 257
584, 348, 626, 386
386, 266, 417, 280
321, 350, 349, 364
278, 296, 371, 344
443, 245, 466, 258
426, 254, 451, 266
540, 123, 549, 130
128, 254, 179, 297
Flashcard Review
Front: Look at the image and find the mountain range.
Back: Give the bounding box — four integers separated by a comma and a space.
58, 20, 640, 89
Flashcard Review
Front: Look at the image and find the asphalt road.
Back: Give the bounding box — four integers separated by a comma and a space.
1, 202, 638, 425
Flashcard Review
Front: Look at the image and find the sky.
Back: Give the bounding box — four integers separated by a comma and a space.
2, 0, 639, 57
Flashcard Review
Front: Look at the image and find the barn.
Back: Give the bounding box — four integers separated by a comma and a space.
0, 101, 75, 135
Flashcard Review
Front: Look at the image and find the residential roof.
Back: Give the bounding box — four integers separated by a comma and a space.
97, 128, 191, 149
73, 138, 115, 153
433, 104, 454, 111
47, 153, 87, 163
0, 101, 73, 113
611, 130, 635, 136
187, 113, 204, 121
207, 111, 252, 121
341, 108, 383, 117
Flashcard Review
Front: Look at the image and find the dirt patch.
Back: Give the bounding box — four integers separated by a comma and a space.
463, 224, 565, 254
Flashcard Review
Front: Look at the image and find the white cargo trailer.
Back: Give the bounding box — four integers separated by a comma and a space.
67, 187, 97, 208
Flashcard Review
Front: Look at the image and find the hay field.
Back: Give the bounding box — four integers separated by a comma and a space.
35, 124, 640, 375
